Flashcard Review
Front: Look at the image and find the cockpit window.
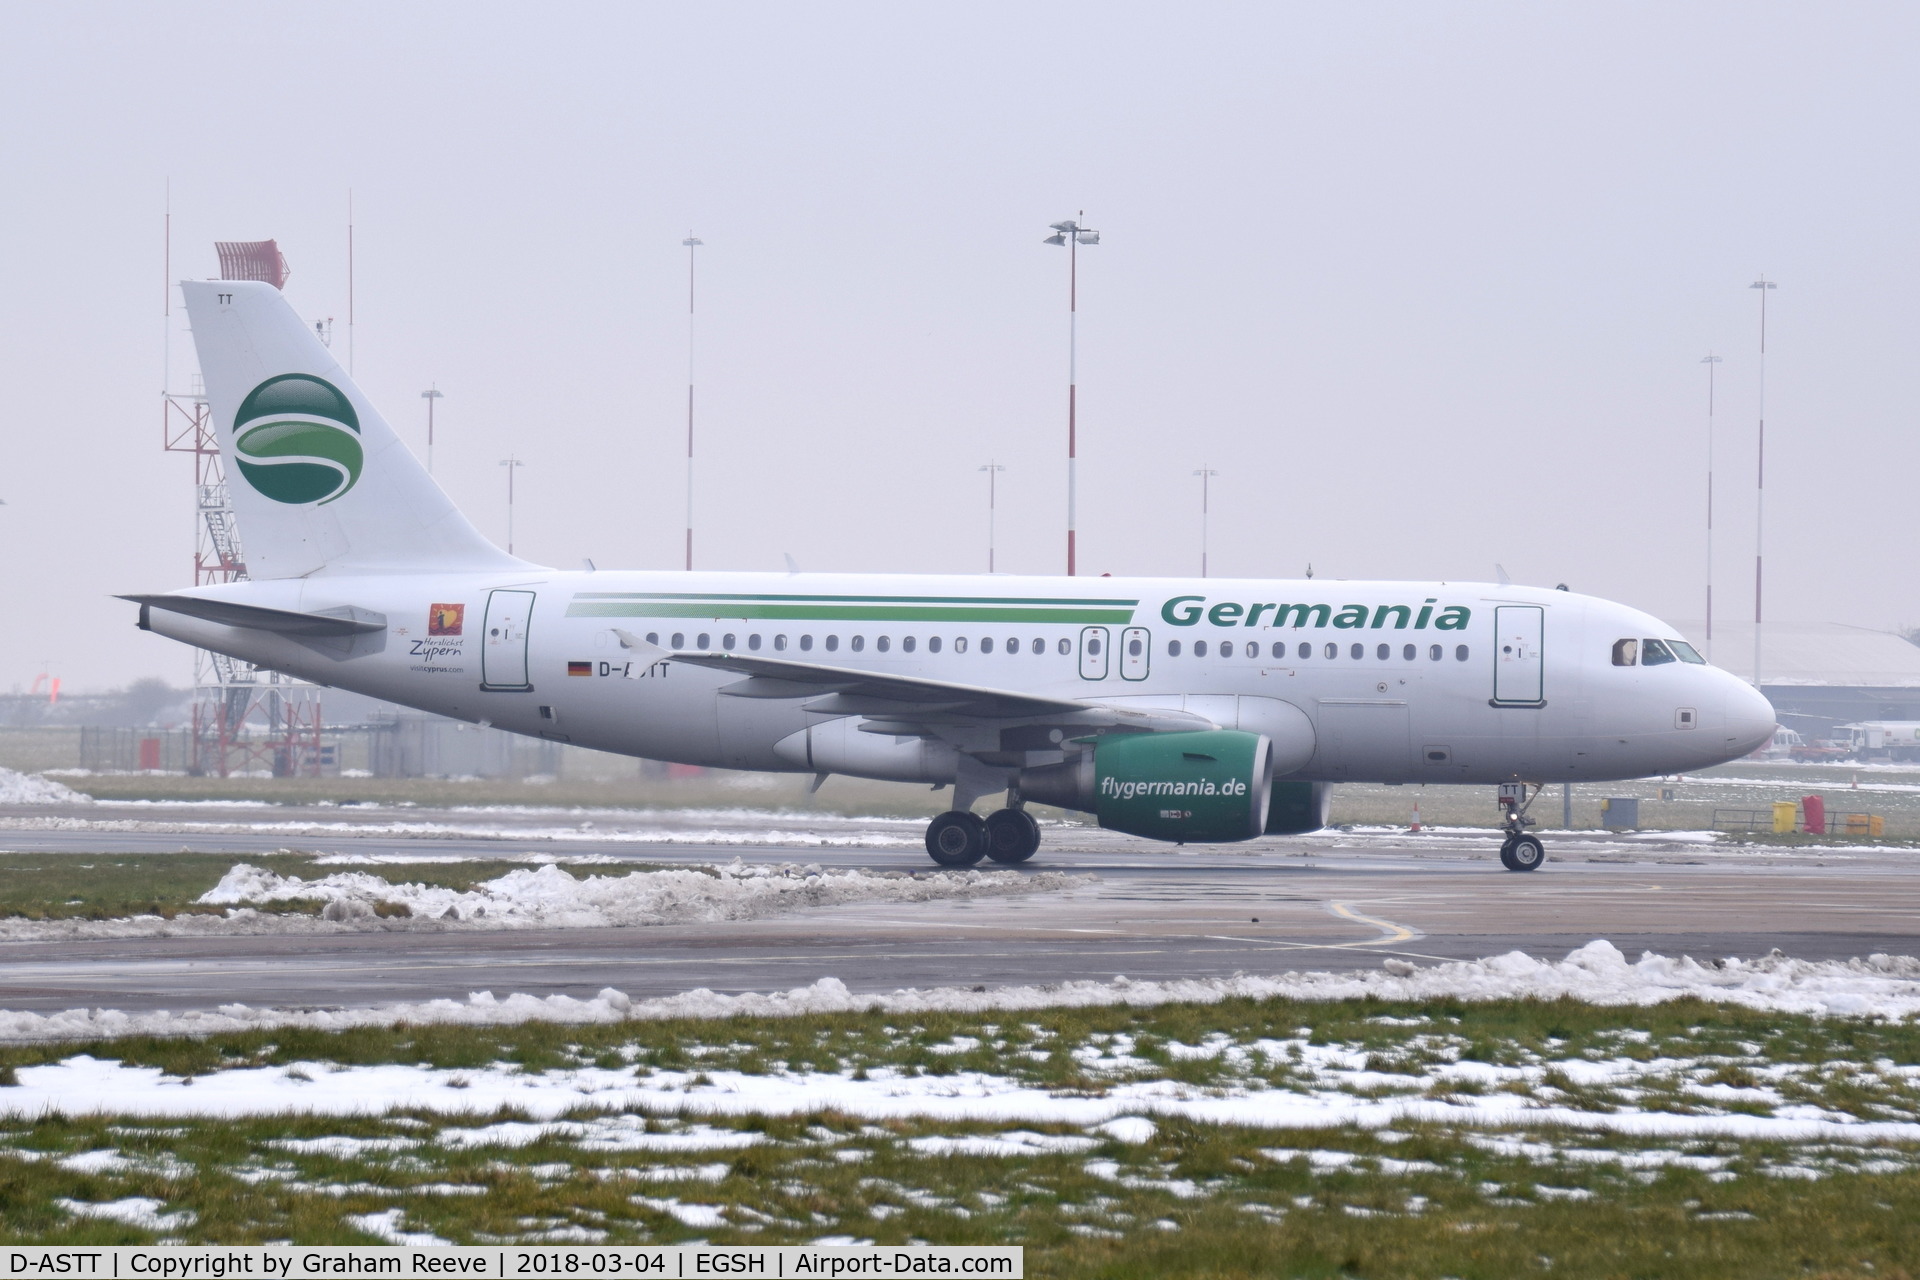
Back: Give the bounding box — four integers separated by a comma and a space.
1641, 638, 1677, 666
1611, 638, 1639, 666
1669, 639, 1706, 664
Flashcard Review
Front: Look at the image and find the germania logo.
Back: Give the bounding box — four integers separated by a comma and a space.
231, 374, 364, 505
1160, 595, 1471, 631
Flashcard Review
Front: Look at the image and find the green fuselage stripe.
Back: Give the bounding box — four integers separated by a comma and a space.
566, 602, 1136, 624
571, 592, 1138, 607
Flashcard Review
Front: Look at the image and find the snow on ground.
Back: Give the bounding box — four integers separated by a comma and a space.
7, 996, 1920, 1149
0, 813, 926, 848
0, 767, 91, 806
2, 939, 1918, 1045
0, 859, 1078, 941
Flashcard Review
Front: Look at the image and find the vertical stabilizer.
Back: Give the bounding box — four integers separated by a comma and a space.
181, 279, 524, 579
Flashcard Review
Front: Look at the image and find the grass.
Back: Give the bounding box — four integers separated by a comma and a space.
0, 853, 558, 921
0, 997, 1915, 1271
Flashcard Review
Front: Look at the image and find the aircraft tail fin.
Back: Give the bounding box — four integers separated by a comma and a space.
180, 279, 524, 580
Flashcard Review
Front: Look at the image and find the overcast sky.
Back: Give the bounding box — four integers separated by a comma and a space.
3, 2, 1917, 691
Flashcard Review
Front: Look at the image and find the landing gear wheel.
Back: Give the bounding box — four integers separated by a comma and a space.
926, 811, 988, 866
983, 808, 1041, 864
1504, 834, 1545, 872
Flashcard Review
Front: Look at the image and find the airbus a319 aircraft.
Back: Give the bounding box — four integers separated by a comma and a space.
129, 281, 1777, 872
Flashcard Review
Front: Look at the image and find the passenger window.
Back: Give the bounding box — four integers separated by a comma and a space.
1669, 639, 1707, 664
824, 635, 839, 652
1087, 637, 1101, 656
671, 632, 685, 648
981, 637, 995, 654
774, 634, 788, 651
1403, 644, 1415, 660
1642, 638, 1677, 666
1221, 642, 1233, 659
875, 636, 888, 653
954, 637, 967, 653
1057, 638, 1071, 655
696, 633, 710, 649
1455, 644, 1469, 661
1376, 643, 1390, 660
1130, 637, 1144, 657
1169, 640, 1182, 657
748, 634, 762, 651
1032, 638, 1045, 655
1324, 642, 1337, 659
800, 635, 813, 651
903, 636, 915, 653
1195, 640, 1209, 657
1429, 644, 1441, 661
1611, 638, 1638, 666
646, 632, 659, 645
1350, 643, 1364, 660
1298, 642, 1311, 660
849, 636, 862, 652
722, 633, 735, 650
929, 637, 942, 653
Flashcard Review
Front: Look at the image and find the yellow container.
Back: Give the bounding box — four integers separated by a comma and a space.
1772, 801, 1798, 834
1872, 815, 1886, 838
1844, 813, 1871, 835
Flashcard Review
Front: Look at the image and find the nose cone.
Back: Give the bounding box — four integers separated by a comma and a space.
1723, 680, 1778, 758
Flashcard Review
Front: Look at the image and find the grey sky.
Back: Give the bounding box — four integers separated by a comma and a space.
3, 3, 1917, 690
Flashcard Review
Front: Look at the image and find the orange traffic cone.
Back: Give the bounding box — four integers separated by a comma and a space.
1410, 802, 1422, 833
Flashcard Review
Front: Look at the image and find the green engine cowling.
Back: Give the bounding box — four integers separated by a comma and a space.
1019, 730, 1274, 843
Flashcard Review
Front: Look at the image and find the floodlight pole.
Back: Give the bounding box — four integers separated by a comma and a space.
1701, 354, 1721, 661
683, 233, 703, 571
1193, 467, 1218, 577
499, 456, 524, 555
979, 462, 1005, 572
421, 387, 443, 475
1045, 215, 1099, 575
1750, 277, 1776, 690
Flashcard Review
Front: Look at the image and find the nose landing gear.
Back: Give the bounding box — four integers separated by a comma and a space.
1496, 782, 1547, 872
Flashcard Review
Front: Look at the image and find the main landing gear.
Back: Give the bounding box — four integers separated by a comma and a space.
925, 804, 1041, 867
1496, 782, 1547, 873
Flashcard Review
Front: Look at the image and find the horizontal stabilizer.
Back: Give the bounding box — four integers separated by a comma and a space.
123, 595, 386, 637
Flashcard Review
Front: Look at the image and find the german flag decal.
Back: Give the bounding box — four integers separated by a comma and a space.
567, 661, 592, 677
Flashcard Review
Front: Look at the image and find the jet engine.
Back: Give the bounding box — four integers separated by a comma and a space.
1019, 729, 1274, 843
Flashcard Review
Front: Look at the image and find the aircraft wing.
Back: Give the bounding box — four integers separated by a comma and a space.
639, 642, 1209, 735
122, 594, 388, 637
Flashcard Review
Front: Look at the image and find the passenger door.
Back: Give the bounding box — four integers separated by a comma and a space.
481, 589, 536, 691
1492, 604, 1545, 706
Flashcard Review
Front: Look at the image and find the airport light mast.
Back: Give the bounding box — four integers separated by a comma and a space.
1193, 467, 1218, 577
682, 233, 703, 571
1700, 354, 1721, 661
979, 462, 1005, 572
421, 386, 442, 475
1750, 277, 1776, 692
1043, 216, 1099, 576
499, 455, 525, 555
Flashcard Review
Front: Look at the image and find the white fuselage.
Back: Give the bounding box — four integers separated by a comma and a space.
142, 571, 1777, 786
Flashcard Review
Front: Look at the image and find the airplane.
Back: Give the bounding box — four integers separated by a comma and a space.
127, 280, 1778, 873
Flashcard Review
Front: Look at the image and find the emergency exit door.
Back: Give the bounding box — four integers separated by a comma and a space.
481, 589, 536, 691
1492, 605, 1544, 706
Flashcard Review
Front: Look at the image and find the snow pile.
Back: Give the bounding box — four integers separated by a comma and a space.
197, 858, 1073, 928
0, 767, 91, 806
3, 941, 1920, 1045
0, 860, 1077, 941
